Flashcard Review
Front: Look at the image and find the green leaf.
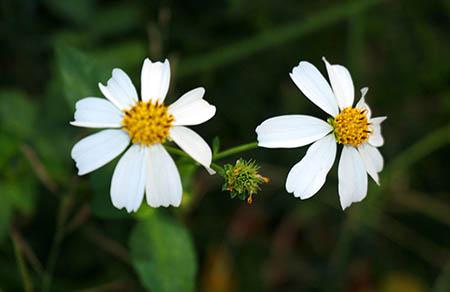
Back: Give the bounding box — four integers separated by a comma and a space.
90, 3, 142, 38
44, 0, 95, 25
0, 180, 36, 242
0, 198, 13, 242
89, 164, 129, 220
130, 211, 197, 292
0, 90, 37, 138
212, 136, 221, 155
177, 157, 199, 205
56, 45, 110, 109
0, 132, 20, 171
91, 41, 146, 73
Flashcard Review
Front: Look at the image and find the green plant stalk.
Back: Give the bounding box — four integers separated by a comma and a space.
164, 145, 224, 173
178, 0, 382, 76
165, 141, 259, 172
42, 193, 75, 292
213, 142, 258, 160
11, 231, 34, 292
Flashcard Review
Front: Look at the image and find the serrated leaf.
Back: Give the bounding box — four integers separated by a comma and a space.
130, 211, 197, 292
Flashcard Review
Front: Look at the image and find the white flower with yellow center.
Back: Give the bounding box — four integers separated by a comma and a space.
256, 58, 386, 210
70, 59, 216, 212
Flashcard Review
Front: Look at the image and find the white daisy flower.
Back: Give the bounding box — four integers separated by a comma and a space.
256, 57, 386, 210
70, 59, 216, 212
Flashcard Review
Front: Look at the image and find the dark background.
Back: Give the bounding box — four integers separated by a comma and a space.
0, 0, 449, 291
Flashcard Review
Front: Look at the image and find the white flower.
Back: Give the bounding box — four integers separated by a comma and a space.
256, 57, 386, 210
70, 59, 216, 212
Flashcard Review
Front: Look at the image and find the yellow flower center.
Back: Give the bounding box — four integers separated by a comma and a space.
121, 101, 174, 146
332, 107, 370, 146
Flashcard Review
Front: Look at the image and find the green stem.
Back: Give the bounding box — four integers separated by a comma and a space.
213, 142, 258, 160
164, 145, 225, 173
11, 230, 34, 292
164, 145, 189, 159
42, 194, 75, 292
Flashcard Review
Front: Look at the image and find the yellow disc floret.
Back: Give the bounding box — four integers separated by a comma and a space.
122, 101, 174, 146
332, 107, 370, 146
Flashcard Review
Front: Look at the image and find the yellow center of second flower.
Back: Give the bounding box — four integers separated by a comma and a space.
122, 101, 174, 146
332, 107, 370, 146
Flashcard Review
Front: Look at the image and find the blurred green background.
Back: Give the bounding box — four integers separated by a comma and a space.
1, 0, 449, 291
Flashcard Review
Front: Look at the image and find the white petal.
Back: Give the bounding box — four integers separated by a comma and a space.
371, 116, 387, 125
70, 97, 123, 128
71, 129, 130, 175
368, 123, 384, 147
256, 115, 332, 148
290, 61, 339, 117
358, 143, 384, 185
99, 68, 138, 110
110, 145, 147, 212
360, 87, 369, 99
146, 144, 182, 207
356, 95, 372, 119
286, 134, 336, 199
338, 146, 368, 210
206, 167, 216, 175
169, 88, 216, 126
141, 59, 170, 103
322, 57, 354, 110
169, 126, 212, 170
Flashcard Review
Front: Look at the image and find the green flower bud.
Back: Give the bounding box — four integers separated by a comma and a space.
222, 159, 269, 204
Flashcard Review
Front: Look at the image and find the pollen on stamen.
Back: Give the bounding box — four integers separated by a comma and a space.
121, 101, 174, 146
332, 107, 369, 146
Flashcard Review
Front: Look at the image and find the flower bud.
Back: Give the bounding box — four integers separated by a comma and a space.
222, 159, 269, 204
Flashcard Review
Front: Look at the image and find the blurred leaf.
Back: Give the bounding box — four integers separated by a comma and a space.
0, 132, 20, 171
92, 40, 146, 72
44, 0, 95, 25
90, 164, 129, 220
0, 199, 13, 242
134, 204, 156, 219
212, 136, 221, 155
91, 3, 142, 38
433, 258, 450, 292
56, 45, 110, 109
178, 0, 382, 76
177, 157, 199, 206
0, 89, 36, 138
130, 211, 197, 292
380, 272, 426, 292
0, 180, 36, 241
3, 180, 35, 214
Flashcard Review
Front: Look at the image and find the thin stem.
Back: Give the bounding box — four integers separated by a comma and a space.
210, 163, 224, 174
164, 145, 224, 173
164, 145, 190, 159
42, 231, 64, 292
42, 188, 77, 292
11, 229, 34, 292
213, 142, 258, 160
